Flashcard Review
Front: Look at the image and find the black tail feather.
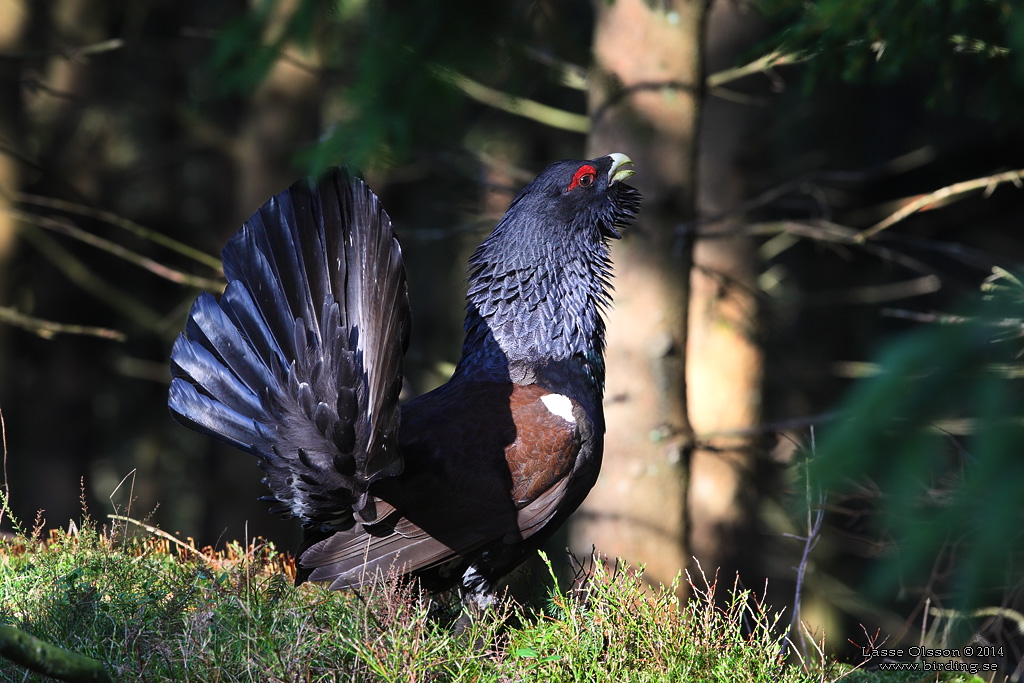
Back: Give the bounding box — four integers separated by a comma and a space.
170, 169, 410, 529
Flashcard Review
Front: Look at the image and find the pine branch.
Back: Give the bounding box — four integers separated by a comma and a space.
434, 67, 590, 133
705, 51, 807, 90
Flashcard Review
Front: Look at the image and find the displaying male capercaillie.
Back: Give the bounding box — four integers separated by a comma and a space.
169, 155, 641, 607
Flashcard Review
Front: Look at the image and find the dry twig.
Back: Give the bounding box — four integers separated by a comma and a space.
16, 223, 164, 330
0, 306, 125, 342
16, 192, 223, 272
0, 406, 7, 530
7, 208, 224, 291
108, 514, 214, 563
857, 167, 1024, 241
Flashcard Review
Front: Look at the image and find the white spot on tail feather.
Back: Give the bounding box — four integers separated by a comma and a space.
540, 393, 575, 423
461, 565, 494, 611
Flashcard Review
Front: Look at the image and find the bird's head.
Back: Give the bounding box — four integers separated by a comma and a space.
468, 153, 640, 278
459, 153, 642, 385
500, 152, 640, 242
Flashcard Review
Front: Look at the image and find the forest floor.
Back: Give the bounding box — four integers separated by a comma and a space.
0, 507, 1000, 682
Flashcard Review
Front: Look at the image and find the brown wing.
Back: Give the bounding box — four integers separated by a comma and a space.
298, 380, 582, 589
505, 384, 579, 503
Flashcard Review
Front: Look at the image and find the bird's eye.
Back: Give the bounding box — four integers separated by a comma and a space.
568, 164, 598, 191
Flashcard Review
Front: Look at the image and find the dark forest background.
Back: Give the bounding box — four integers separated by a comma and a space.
1, 0, 1023, 671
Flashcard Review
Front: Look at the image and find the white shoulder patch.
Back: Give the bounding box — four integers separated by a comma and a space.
540, 393, 576, 423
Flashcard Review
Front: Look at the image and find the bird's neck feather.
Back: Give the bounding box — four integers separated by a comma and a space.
453, 229, 611, 392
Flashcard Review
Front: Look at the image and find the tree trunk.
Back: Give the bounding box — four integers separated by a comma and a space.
0, 0, 28, 326
688, 0, 765, 583
572, 0, 709, 590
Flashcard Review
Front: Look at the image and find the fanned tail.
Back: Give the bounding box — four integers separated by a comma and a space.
169, 169, 410, 530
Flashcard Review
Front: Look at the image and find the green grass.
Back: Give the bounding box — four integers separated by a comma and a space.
0, 513, 998, 682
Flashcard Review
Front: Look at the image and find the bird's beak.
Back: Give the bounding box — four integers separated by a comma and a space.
607, 153, 635, 184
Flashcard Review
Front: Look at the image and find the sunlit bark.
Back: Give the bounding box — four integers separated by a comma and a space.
574, 0, 709, 591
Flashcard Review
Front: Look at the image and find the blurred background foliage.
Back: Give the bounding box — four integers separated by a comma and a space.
1, 0, 1024, 672
811, 268, 1024, 616
762, 0, 1023, 113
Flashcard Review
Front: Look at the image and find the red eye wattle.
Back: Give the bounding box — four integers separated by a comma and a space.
568, 164, 597, 191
